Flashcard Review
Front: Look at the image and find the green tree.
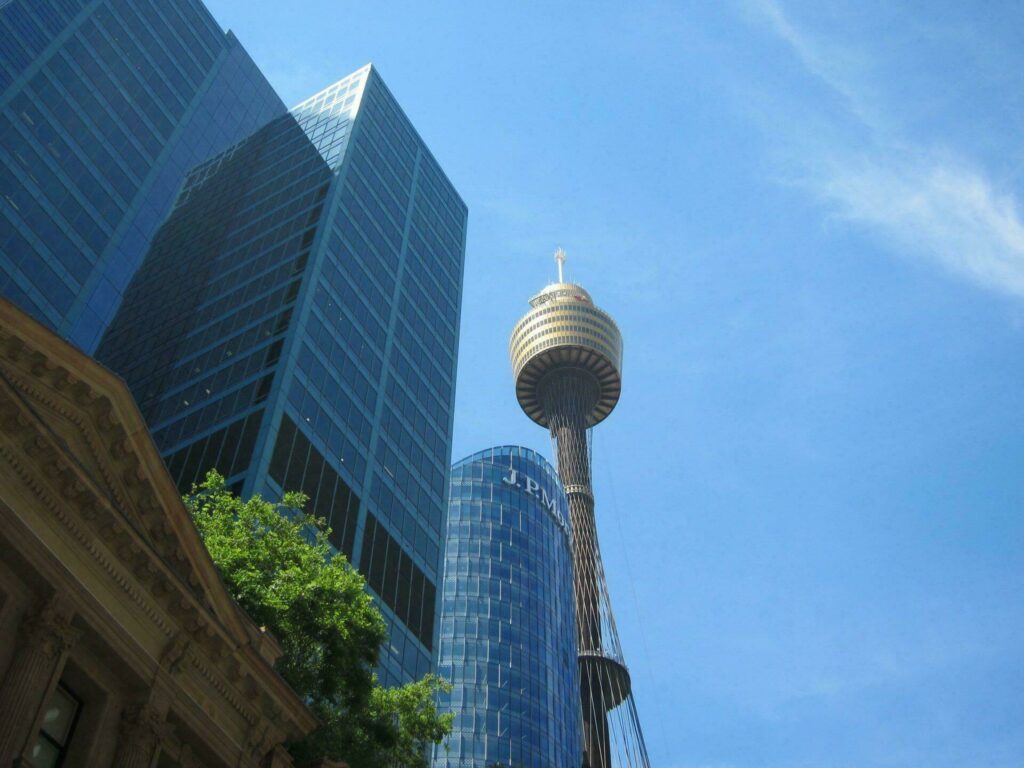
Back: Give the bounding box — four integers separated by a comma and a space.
185, 471, 451, 767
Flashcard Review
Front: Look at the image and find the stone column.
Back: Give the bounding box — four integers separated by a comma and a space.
176, 744, 202, 768
0, 595, 80, 764
263, 744, 296, 768
112, 702, 169, 768
245, 723, 284, 768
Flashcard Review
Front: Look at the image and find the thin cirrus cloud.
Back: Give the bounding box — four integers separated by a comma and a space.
814, 151, 1024, 298
746, 0, 1024, 300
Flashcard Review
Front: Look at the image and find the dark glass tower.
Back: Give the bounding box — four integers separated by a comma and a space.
97, 66, 468, 685
0, 0, 284, 351
432, 446, 581, 768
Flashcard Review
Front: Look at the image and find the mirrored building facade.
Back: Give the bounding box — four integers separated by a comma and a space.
433, 446, 581, 768
0, 0, 284, 351
97, 65, 467, 685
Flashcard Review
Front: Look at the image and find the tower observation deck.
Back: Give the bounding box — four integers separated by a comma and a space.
509, 250, 650, 768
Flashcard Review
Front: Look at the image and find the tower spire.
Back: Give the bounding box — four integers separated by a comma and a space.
555, 247, 566, 283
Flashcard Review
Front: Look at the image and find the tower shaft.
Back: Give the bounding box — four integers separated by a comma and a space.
541, 371, 599, 650
542, 372, 613, 768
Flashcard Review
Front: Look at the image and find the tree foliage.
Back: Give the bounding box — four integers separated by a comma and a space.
185, 471, 451, 767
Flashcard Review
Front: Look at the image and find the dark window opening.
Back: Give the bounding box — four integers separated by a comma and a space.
264, 338, 285, 367
253, 374, 273, 403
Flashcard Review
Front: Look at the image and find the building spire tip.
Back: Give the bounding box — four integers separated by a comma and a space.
554, 248, 566, 283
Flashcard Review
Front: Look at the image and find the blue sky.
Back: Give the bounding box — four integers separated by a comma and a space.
203, 1, 1024, 765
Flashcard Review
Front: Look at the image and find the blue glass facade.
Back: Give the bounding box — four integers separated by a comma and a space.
0, 0, 284, 352
433, 446, 581, 768
97, 65, 468, 686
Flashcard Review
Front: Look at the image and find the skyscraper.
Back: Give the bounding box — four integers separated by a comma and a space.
509, 251, 649, 767
97, 65, 468, 685
0, 0, 284, 351
432, 446, 581, 768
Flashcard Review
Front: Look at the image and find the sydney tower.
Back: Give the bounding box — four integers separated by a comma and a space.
509, 250, 649, 768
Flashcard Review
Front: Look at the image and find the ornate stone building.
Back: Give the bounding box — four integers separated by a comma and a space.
0, 297, 318, 767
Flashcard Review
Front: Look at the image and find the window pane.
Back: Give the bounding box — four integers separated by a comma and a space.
28, 736, 61, 767
40, 686, 77, 742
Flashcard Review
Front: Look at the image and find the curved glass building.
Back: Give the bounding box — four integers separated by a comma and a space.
433, 446, 581, 768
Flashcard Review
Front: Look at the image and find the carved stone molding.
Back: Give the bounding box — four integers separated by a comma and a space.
0, 438, 176, 641
159, 631, 192, 677
264, 743, 302, 768
177, 743, 203, 768
118, 700, 172, 741
0, 359, 201, 604
113, 701, 173, 768
16, 594, 81, 660
0, 363, 129, 511
246, 722, 283, 765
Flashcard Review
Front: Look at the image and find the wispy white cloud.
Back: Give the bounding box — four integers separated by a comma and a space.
744, 0, 1024, 299
747, 0, 874, 125
814, 150, 1024, 297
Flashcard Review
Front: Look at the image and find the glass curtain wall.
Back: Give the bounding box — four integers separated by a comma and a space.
433, 446, 581, 768
0, 0, 283, 351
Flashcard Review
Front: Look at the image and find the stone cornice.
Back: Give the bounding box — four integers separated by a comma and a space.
0, 299, 318, 743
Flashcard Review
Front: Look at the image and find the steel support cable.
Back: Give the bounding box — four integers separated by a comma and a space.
596, 433, 667, 765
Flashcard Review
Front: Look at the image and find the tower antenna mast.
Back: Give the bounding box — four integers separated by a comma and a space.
555, 247, 566, 283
